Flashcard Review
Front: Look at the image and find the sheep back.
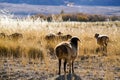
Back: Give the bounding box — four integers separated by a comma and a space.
45, 33, 56, 40
97, 36, 109, 46
55, 42, 77, 61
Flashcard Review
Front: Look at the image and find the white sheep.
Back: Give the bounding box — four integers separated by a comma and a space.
55, 37, 80, 75
94, 33, 109, 53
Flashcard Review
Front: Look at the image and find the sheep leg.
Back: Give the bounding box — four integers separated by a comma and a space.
72, 61, 74, 73
101, 46, 104, 53
106, 47, 107, 53
69, 62, 72, 74
103, 46, 107, 55
64, 60, 67, 74
104, 46, 107, 53
58, 59, 61, 75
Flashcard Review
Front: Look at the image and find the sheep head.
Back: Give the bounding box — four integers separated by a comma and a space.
70, 37, 80, 48
94, 33, 99, 38
70, 37, 80, 42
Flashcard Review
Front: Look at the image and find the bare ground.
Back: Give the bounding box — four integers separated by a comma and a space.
0, 54, 120, 80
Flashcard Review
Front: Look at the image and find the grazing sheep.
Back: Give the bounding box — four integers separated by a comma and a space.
0, 33, 6, 39
59, 34, 72, 41
55, 37, 80, 75
9, 33, 23, 40
94, 33, 109, 53
45, 32, 72, 41
45, 33, 56, 40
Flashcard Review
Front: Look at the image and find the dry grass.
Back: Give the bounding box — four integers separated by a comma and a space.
0, 17, 120, 79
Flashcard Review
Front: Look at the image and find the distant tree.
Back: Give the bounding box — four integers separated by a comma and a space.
77, 13, 89, 21
31, 14, 47, 20
88, 15, 106, 22
110, 16, 120, 21
31, 13, 120, 22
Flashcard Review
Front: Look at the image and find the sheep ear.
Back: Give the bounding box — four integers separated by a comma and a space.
78, 39, 81, 42
76, 38, 80, 42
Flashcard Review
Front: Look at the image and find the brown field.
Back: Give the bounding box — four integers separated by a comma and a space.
0, 17, 120, 80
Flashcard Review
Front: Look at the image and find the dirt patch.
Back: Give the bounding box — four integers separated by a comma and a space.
0, 55, 120, 80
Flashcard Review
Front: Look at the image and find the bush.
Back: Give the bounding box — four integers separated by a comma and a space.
31, 13, 120, 22
28, 48, 44, 60
0, 46, 22, 58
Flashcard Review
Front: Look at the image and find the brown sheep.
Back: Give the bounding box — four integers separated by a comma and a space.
0, 33, 6, 39
9, 33, 23, 40
45, 32, 72, 41
94, 33, 109, 53
59, 34, 72, 41
55, 37, 80, 75
45, 33, 56, 40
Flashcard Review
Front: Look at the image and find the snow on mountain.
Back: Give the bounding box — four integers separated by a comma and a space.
0, 3, 120, 18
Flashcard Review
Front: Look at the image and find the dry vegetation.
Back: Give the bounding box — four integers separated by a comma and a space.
0, 16, 120, 80
31, 13, 120, 22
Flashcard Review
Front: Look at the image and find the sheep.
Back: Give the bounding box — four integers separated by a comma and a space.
55, 36, 80, 75
45, 33, 56, 40
9, 33, 23, 40
94, 33, 109, 53
0, 33, 6, 39
59, 34, 72, 41
45, 32, 72, 41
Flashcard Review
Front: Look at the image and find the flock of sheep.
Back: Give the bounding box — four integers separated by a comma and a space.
45, 32, 72, 41
0, 32, 109, 75
0, 32, 23, 40
53, 32, 109, 75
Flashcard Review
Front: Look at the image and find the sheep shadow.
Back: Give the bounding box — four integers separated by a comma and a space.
55, 73, 82, 80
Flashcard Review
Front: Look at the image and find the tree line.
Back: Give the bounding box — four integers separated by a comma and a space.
31, 13, 120, 22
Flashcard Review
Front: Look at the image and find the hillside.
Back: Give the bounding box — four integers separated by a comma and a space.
0, 3, 120, 18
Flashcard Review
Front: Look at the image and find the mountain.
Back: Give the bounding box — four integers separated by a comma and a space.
0, 0, 120, 6
0, 3, 120, 18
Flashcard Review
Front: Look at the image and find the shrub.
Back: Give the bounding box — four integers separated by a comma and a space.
31, 13, 120, 22
28, 48, 44, 60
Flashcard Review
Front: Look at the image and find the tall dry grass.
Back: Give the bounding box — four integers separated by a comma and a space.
0, 17, 120, 62
0, 16, 120, 79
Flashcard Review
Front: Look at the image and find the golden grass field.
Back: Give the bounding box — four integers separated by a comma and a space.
0, 17, 120, 80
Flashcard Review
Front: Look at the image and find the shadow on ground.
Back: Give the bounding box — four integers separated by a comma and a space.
55, 73, 82, 80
